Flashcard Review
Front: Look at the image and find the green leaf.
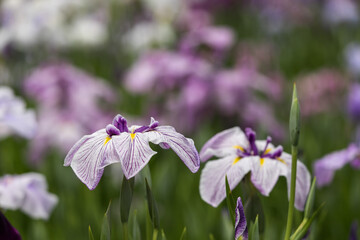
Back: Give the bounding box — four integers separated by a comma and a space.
290, 203, 325, 240
209, 234, 215, 240
145, 178, 160, 229
88, 226, 95, 240
131, 210, 141, 240
225, 175, 236, 225
121, 176, 135, 223
304, 177, 316, 219
289, 83, 301, 146
100, 201, 111, 240
160, 229, 167, 240
245, 194, 265, 233
179, 227, 187, 240
249, 215, 259, 240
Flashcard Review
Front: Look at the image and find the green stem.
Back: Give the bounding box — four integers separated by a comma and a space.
284, 145, 298, 240
122, 222, 129, 240
152, 228, 158, 240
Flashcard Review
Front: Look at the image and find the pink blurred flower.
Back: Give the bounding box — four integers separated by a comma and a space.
297, 69, 348, 117
24, 62, 116, 163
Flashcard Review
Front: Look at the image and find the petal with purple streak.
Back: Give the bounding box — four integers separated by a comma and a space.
199, 156, 252, 207
250, 157, 288, 196
112, 133, 156, 179
235, 197, 248, 240
314, 144, 359, 187
64, 129, 120, 190
200, 127, 248, 162
145, 126, 200, 173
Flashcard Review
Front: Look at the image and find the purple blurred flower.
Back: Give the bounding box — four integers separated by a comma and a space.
0, 212, 21, 240
199, 127, 311, 210
64, 114, 200, 190
297, 69, 347, 117
125, 50, 211, 94
345, 43, 360, 77
24, 62, 115, 162
180, 26, 234, 53
235, 197, 248, 240
0, 173, 58, 220
0, 86, 36, 139
350, 221, 358, 240
314, 144, 360, 187
347, 83, 360, 121
323, 0, 359, 25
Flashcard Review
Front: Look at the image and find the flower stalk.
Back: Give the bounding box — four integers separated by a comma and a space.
285, 84, 301, 240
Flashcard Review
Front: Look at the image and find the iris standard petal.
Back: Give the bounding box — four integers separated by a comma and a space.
146, 126, 200, 173
199, 156, 252, 207
235, 197, 248, 240
200, 127, 248, 162
112, 133, 156, 179
64, 129, 120, 190
250, 157, 288, 196
314, 144, 358, 187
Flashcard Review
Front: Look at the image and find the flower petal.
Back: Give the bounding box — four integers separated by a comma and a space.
145, 126, 200, 173
199, 156, 252, 207
235, 197, 248, 240
200, 127, 248, 162
112, 133, 156, 179
314, 144, 358, 187
250, 157, 288, 196
64, 129, 120, 190
20, 174, 58, 220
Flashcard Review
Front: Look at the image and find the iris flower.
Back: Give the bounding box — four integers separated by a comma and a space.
235, 197, 248, 240
314, 144, 360, 187
64, 114, 200, 190
199, 127, 311, 210
0, 173, 58, 220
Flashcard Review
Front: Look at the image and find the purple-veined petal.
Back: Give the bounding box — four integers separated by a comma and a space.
200, 127, 248, 162
64, 129, 120, 190
0, 212, 21, 240
199, 155, 252, 207
314, 144, 358, 187
235, 197, 248, 240
112, 133, 156, 179
250, 157, 288, 196
145, 126, 200, 173
282, 153, 311, 211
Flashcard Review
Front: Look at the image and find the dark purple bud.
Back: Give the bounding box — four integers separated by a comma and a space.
349, 221, 358, 240
245, 128, 258, 155
112, 114, 129, 133
134, 126, 149, 133
106, 124, 121, 137
0, 212, 22, 240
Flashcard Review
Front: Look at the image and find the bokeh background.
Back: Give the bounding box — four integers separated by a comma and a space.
1, 0, 360, 239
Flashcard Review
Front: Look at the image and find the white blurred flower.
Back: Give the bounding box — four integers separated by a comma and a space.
122, 22, 175, 53
345, 43, 360, 77
0, 0, 108, 50
323, 0, 359, 25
